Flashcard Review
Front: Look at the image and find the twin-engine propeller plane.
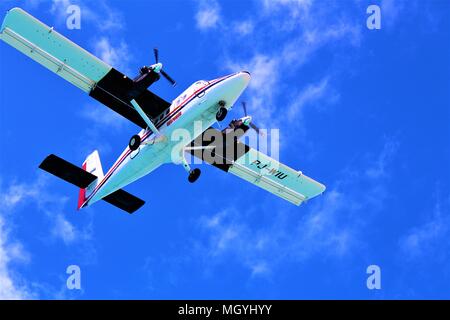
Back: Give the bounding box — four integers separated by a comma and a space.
0, 8, 325, 213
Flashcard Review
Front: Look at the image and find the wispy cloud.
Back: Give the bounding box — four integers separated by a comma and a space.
49, 0, 125, 31
93, 37, 132, 74
195, 0, 221, 30
26, 1, 130, 73
261, 0, 313, 21
218, 2, 361, 132
365, 138, 399, 179
80, 104, 127, 130
0, 216, 32, 299
0, 176, 88, 246
36, 1, 135, 139
51, 214, 92, 245
0, 177, 47, 299
233, 20, 254, 36
287, 77, 337, 120
186, 2, 391, 279
0, 174, 97, 298
225, 54, 278, 125
189, 138, 399, 278
399, 192, 450, 259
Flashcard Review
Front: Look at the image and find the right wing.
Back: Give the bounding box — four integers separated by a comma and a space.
0, 7, 170, 128
189, 128, 326, 205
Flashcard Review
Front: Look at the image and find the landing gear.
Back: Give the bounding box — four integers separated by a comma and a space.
129, 134, 141, 151
188, 168, 201, 183
216, 106, 227, 121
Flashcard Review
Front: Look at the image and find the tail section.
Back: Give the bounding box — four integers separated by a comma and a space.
78, 150, 104, 209
39, 153, 145, 213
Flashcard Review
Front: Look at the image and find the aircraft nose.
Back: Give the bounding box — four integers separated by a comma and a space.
205, 71, 251, 110
237, 71, 251, 85
225, 71, 251, 90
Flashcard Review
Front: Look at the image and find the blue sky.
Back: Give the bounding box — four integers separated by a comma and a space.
0, 0, 449, 299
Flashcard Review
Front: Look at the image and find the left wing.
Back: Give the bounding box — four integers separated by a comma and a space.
189, 128, 325, 205
0, 7, 169, 128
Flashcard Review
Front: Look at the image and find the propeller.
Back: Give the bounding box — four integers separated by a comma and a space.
241, 102, 263, 135
151, 47, 176, 86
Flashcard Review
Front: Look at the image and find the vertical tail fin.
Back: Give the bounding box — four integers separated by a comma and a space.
77, 150, 104, 209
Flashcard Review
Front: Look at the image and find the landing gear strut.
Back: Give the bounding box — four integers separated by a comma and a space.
188, 168, 201, 183
183, 155, 201, 183
129, 134, 141, 151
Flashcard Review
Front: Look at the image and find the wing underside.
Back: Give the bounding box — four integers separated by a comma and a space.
189, 128, 326, 205
0, 7, 170, 128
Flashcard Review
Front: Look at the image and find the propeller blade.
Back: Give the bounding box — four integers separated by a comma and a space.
242, 101, 248, 116
160, 69, 176, 86
153, 48, 159, 63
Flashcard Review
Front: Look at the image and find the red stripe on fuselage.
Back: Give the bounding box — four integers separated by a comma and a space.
81, 74, 233, 208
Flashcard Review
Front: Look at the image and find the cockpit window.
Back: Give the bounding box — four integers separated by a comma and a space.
172, 80, 209, 106
194, 80, 208, 86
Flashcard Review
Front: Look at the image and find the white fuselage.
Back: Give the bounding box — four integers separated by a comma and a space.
83, 71, 251, 207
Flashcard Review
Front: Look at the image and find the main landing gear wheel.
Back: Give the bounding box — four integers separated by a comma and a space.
129, 134, 141, 151
216, 107, 227, 121
188, 168, 201, 183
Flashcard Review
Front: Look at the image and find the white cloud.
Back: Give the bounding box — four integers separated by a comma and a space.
81, 104, 127, 130
287, 77, 333, 119
233, 21, 254, 36
222, 5, 362, 132
195, 1, 220, 30
49, 0, 125, 31
0, 179, 44, 299
27, 0, 130, 73
0, 179, 41, 212
280, 22, 361, 67
94, 37, 131, 73
0, 177, 86, 246
52, 213, 92, 246
195, 190, 354, 276
0, 216, 32, 299
261, 0, 313, 19
225, 54, 279, 125
0, 175, 97, 298
191, 138, 398, 278
295, 190, 354, 257
52, 214, 76, 245
399, 194, 450, 259
250, 261, 270, 277
365, 139, 399, 179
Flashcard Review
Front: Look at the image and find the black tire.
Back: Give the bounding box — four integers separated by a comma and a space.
129, 134, 141, 151
216, 107, 227, 121
188, 168, 201, 183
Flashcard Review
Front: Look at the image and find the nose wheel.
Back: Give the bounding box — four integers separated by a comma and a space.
188, 168, 201, 183
129, 134, 141, 151
216, 104, 227, 122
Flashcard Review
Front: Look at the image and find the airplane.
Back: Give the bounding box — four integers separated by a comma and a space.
0, 8, 326, 213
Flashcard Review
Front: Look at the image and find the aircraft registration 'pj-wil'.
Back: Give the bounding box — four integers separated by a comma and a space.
0, 8, 325, 213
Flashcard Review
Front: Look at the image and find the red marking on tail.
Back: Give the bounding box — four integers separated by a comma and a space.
77, 162, 87, 210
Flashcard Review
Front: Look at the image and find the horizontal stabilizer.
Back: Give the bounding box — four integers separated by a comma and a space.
102, 189, 145, 214
39, 154, 97, 189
